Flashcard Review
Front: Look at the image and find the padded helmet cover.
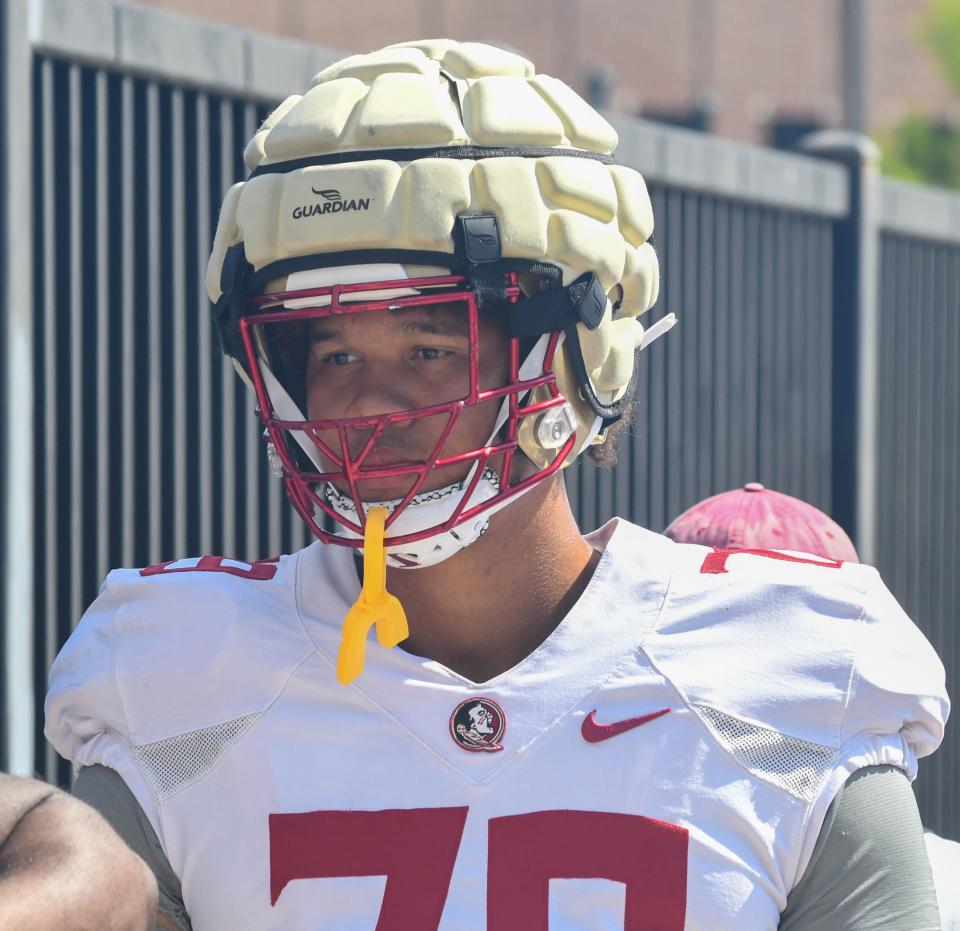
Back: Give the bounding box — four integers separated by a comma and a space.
206, 38, 661, 460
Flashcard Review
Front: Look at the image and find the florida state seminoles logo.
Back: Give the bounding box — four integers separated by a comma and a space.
450, 698, 506, 752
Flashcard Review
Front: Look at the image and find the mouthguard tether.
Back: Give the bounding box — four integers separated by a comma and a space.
336, 507, 410, 685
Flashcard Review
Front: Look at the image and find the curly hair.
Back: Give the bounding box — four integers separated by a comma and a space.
585, 398, 638, 469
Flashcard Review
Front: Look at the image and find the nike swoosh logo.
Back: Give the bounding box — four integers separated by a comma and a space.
581, 707, 671, 743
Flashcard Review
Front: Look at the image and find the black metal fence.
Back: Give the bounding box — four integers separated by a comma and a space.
875, 230, 960, 840
29, 57, 309, 782
568, 193, 835, 535
4, 0, 959, 844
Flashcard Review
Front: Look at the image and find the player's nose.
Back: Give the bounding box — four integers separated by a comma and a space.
341, 368, 422, 420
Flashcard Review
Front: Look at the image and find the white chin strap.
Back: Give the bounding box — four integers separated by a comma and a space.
325, 468, 506, 568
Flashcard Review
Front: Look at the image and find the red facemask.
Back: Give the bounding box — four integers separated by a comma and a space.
239, 271, 576, 553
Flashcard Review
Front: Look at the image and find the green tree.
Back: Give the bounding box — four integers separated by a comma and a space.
880, 0, 960, 189
921, 0, 960, 94
881, 115, 960, 189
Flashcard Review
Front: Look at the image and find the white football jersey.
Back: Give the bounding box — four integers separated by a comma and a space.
45, 519, 948, 930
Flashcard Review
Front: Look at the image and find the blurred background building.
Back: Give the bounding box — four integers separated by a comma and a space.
131, 0, 960, 181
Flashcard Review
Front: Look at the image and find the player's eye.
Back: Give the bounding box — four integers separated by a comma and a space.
414, 347, 454, 361
323, 350, 360, 366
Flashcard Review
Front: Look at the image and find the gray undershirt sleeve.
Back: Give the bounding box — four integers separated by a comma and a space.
780, 764, 941, 930
73, 764, 192, 931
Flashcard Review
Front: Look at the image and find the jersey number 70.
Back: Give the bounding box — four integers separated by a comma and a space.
270, 807, 688, 930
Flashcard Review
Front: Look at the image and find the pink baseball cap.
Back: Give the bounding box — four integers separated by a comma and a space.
663, 482, 859, 563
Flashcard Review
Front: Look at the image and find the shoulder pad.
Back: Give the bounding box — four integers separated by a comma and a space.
645, 539, 947, 767
46, 550, 315, 759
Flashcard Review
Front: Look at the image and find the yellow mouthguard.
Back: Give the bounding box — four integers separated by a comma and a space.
336, 507, 410, 685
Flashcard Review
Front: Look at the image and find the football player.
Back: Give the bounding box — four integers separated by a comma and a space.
45, 40, 948, 930
666, 482, 958, 931
0, 771, 157, 929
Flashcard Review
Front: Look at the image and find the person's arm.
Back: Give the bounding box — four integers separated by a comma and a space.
73, 765, 192, 931
780, 764, 941, 930
0, 772, 158, 931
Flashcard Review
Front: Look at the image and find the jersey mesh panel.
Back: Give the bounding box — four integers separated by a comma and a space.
694, 705, 835, 801
132, 713, 260, 800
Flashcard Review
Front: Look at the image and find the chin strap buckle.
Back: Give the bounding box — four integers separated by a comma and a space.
337, 507, 410, 685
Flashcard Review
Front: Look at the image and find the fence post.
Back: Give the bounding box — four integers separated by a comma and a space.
1, 0, 35, 776
799, 132, 880, 565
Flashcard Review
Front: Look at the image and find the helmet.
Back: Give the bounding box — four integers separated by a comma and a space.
664, 483, 859, 563
207, 39, 669, 569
